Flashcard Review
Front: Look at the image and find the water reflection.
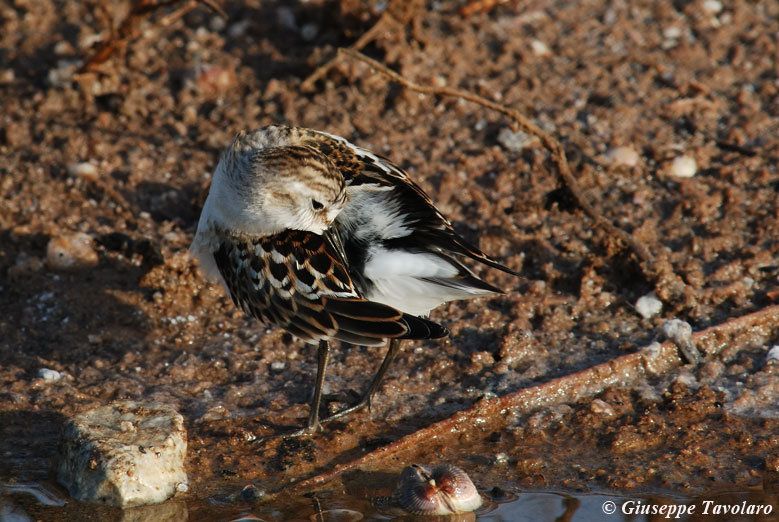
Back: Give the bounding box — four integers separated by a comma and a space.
2, 482, 778, 521
481, 491, 778, 522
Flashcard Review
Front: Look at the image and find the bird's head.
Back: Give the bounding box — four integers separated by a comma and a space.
197, 131, 348, 239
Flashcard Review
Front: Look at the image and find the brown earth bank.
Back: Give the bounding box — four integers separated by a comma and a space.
1, 0, 778, 517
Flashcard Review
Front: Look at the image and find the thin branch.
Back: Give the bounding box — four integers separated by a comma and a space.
273, 304, 779, 496
300, 12, 398, 92
338, 47, 659, 277
79, 0, 226, 73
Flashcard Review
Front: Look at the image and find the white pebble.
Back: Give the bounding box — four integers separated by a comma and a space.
57, 401, 188, 508
209, 16, 226, 33
663, 26, 681, 40
497, 127, 539, 152
702, 0, 723, 13
667, 155, 697, 178
674, 371, 698, 388
53, 41, 74, 56
67, 162, 98, 181
590, 398, 616, 417
661, 319, 693, 344
530, 39, 551, 56
37, 368, 62, 382
46, 233, 98, 271
767, 345, 779, 363
635, 293, 662, 319
605, 146, 640, 167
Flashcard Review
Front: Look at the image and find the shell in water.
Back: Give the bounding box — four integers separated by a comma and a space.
392, 464, 482, 515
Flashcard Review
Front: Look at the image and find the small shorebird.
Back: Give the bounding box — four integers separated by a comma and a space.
191, 125, 516, 435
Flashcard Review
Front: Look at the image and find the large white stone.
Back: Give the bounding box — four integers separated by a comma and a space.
57, 401, 188, 508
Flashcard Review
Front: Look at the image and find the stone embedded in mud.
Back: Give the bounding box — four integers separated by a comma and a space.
46, 232, 99, 271
37, 368, 62, 382
635, 292, 662, 318
57, 400, 188, 508
66, 162, 99, 181
497, 127, 539, 152
605, 145, 640, 167
667, 155, 697, 178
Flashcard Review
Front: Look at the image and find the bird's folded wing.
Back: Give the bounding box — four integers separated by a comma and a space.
298, 130, 518, 276
212, 229, 447, 346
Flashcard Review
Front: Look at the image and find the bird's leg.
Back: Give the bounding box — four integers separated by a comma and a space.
254, 340, 330, 441
305, 339, 330, 433
321, 338, 402, 424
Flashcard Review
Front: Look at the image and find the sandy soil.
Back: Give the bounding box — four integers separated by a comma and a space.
1, 0, 778, 517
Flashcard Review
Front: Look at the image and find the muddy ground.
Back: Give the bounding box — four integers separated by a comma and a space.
1, 0, 779, 519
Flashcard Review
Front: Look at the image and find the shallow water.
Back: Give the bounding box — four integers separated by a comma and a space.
3, 482, 778, 522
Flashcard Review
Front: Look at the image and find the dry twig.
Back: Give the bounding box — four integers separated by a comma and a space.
275, 304, 779, 495
300, 12, 400, 92
79, 0, 226, 73
338, 48, 659, 279
459, 0, 513, 17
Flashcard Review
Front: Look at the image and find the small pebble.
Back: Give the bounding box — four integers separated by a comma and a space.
667, 155, 697, 178
300, 23, 318, 41
190, 65, 237, 99
276, 6, 296, 29
702, 0, 723, 13
198, 404, 230, 423
37, 368, 62, 382
674, 372, 698, 389
590, 398, 616, 417
228, 19, 250, 38
605, 146, 640, 167
640, 342, 664, 374
238, 484, 265, 502
209, 16, 226, 32
530, 39, 551, 56
661, 319, 693, 344
47, 59, 79, 87
53, 41, 75, 56
766, 345, 779, 364
663, 26, 682, 40
46, 233, 99, 271
662, 318, 701, 364
269, 361, 286, 372
497, 127, 539, 152
0, 69, 15, 84
67, 162, 99, 182
635, 292, 662, 319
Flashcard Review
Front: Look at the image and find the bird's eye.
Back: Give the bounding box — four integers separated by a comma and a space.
311, 199, 324, 211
